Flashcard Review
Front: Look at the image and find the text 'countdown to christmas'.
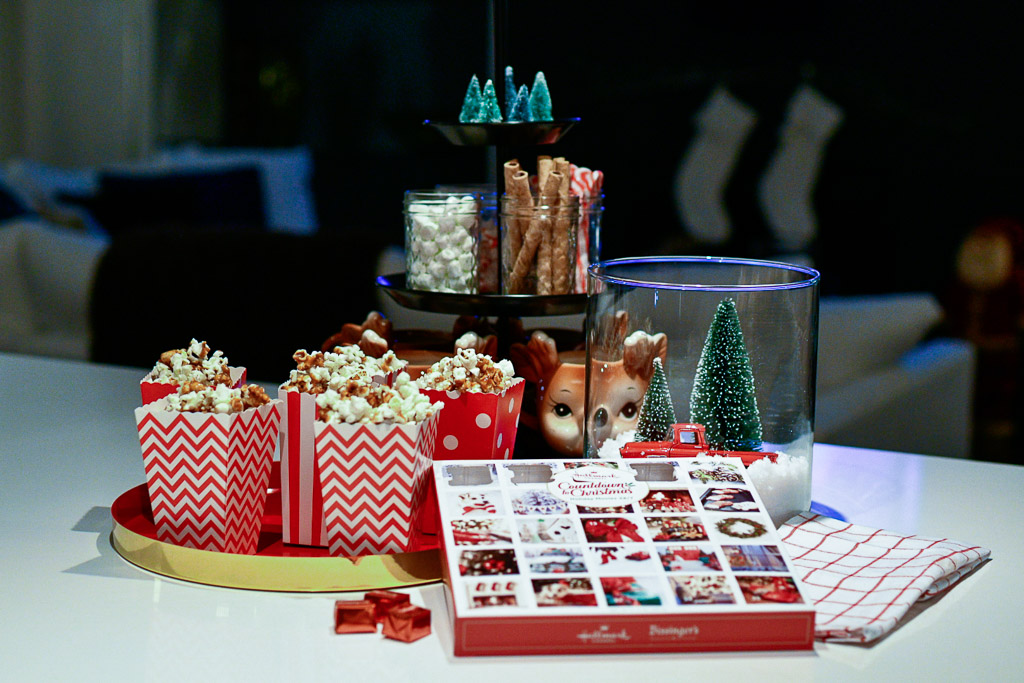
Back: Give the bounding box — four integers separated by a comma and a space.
548, 466, 649, 506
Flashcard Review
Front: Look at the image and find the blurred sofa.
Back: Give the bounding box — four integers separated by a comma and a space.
814, 294, 975, 458
0, 152, 974, 459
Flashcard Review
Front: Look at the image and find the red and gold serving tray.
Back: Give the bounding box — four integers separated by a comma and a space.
111, 464, 442, 592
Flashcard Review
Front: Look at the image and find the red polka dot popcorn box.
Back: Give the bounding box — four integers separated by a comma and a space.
432, 457, 815, 656
134, 386, 283, 555
277, 346, 410, 548
310, 369, 443, 557
417, 349, 525, 460
140, 339, 246, 405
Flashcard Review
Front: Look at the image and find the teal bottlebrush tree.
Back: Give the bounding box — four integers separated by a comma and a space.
528, 71, 552, 121
689, 298, 763, 451
635, 357, 676, 441
504, 66, 517, 119
459, 75, 482, 123
479, 79, 503, 122
509, 85, 531, 122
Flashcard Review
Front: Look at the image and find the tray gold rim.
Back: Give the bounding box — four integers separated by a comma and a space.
110, 490, 443, 593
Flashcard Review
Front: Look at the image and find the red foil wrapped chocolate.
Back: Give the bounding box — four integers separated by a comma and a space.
364, 589, 411, 622
382, 604, 431, 643
334, 599, 377, 634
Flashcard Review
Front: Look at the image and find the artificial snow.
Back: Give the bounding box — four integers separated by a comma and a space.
746, 452, 811, 527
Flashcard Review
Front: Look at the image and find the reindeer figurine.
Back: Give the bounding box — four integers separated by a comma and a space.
511, 312, 667, 456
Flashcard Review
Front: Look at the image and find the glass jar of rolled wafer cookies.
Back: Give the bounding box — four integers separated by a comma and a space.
500, 194, 579, 295
404, 191, 485, 294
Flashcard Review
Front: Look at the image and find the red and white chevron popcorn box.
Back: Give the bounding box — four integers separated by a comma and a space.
277, 387, 328, 547
420, 379, 524, 461
314, 411, 440, 557
140, 366, 247, 405
134, 398, 283, 554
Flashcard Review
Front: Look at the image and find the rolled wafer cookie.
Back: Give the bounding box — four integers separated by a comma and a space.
509, 172, 562, 293
552, 160, 573, 294
537, 155, 553, 194
505, 169, 533, 278
537, 213, 553, 295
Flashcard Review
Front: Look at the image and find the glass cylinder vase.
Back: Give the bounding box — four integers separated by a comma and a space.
585, 256, 820, 525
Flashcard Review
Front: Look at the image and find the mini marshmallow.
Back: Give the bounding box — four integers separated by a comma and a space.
427, 261, 447, 279
414, 239, 438, 258
413, 214, 437, 236
439, 247, 460, 263
456, 212, 477, 230
447, 260, 467, 279
438, 215, 456, 233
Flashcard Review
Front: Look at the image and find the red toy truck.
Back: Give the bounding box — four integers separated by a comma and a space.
618, 423, 777, 466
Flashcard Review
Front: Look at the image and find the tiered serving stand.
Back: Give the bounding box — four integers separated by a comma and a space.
113, 1, 587, 592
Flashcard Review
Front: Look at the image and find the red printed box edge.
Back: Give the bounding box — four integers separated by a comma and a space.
434, 457, 815, 656
439, 552, 814, 656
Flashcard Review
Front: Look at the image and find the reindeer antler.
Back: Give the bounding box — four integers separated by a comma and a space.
455, 331, 498, 358
321, 311, 393, 355
589, 310, 630, 359
622, 331, 668, 381
508, 331, 561, 385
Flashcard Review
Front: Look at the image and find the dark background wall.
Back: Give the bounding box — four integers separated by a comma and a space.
216, 1, 1024, 297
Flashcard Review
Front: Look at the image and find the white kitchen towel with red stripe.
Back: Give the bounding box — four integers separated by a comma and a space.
780, 513, 990, 643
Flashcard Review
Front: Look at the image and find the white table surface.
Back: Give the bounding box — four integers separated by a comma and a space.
1, 352, 1021, 681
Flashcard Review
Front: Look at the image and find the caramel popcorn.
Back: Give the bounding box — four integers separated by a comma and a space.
167, 383, 271, 414
316, 371, 442, 425
418, 348, 516, 394
282, 346, 408, 395
146, 339, 232, 387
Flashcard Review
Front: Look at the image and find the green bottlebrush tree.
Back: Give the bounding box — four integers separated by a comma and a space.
479, 79, 503, 122
459, 74, 482, 123
689, 298, 763, 451
528, 71, 552, 121
635, 357, 676, 441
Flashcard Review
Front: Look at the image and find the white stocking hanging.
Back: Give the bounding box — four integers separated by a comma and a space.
674, 87, 757, 245
757, 85, 843, 254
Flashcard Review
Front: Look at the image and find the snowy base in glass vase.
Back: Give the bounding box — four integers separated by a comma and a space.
597, 430, 812, 527
747, 448, 811, 527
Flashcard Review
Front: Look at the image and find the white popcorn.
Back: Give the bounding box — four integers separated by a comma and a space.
418, 348, 517, 393
165, 383, 266, 414
147, 338, 231, 386
315, 370, 442, 425
457, 252, 475, 272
